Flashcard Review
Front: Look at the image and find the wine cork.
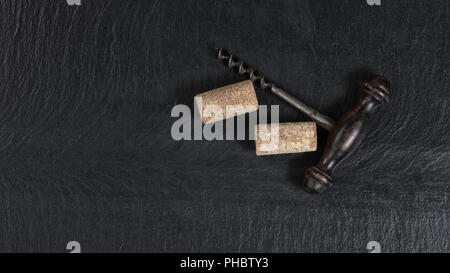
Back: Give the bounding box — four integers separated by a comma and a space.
255, 122, 317, 156
194, 80, 259, 124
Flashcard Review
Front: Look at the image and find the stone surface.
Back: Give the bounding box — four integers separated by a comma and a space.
0, 0, 449, 253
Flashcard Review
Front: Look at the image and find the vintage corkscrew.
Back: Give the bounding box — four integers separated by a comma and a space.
216, 48, 390, 194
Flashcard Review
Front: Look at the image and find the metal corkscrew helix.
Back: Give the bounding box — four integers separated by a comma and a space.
217, 48, 274, 90
217, 48, 336, 131
216, 47, 390, 194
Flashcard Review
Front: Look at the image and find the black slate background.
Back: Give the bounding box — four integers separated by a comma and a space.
0, 0, 448, 253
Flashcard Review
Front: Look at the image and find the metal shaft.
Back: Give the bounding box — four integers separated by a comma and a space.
216, 48, 335, 131
270, 85, 335, 131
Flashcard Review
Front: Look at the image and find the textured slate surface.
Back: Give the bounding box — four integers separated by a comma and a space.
0, 0, 449, 252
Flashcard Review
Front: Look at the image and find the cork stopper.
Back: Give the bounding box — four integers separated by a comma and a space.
194, 80, 259, 124
255, 122, 317, 156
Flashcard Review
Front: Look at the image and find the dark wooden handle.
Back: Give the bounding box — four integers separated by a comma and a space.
303, 76, 390, 194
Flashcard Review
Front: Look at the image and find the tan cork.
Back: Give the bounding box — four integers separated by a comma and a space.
255, 122, 317, 156
194, 80, 259, 124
